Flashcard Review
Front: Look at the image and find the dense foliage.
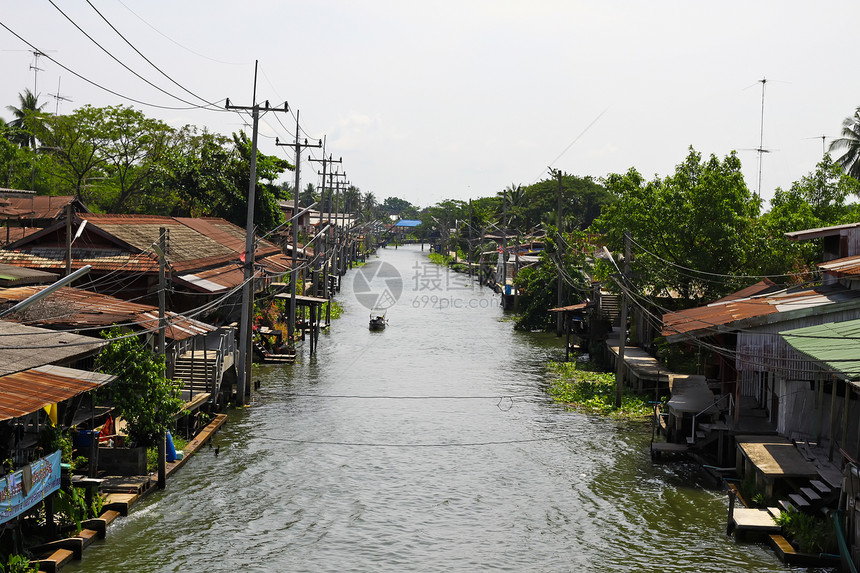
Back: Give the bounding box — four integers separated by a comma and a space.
592, 147, 760, 303
95, 327, 184, 447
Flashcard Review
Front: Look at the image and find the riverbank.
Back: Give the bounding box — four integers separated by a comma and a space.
28, 414, 227, 572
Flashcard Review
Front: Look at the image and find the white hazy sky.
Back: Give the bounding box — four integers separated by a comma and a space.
1, 1, 858, 209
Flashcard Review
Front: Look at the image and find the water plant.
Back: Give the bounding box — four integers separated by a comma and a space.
774, 507, 837, 554
0, 554, 37, 573
546, 360, 651, 419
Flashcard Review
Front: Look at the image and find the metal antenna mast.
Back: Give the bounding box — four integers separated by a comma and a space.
49, 76, 72, 115
756, 77, 767, 198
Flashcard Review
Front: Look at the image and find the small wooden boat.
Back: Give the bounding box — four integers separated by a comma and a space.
369, 312, 386, 331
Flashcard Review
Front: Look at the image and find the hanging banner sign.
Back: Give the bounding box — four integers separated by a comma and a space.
0, 450, 62, 524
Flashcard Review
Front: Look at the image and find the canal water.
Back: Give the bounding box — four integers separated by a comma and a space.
67, 245, 809, 572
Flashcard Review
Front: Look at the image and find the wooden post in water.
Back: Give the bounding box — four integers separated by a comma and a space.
726, 489, 736, 535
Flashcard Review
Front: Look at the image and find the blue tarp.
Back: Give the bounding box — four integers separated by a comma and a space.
394, 219, 422, 227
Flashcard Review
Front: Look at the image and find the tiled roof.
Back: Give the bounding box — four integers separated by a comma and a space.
1, 215, 281, 276
0, 248, 159, 273
662, 284, 860, 341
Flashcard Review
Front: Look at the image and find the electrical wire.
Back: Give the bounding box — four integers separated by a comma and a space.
113, 0, 249, 66
85, 0, 226, 110
0, 19, 223, 112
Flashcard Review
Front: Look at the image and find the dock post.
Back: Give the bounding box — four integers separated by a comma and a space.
726, 489, 736, 536
157, 433, 166, 489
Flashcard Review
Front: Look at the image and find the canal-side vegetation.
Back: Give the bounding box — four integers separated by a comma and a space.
96, 327, 184, 448
546, 361, 653, 419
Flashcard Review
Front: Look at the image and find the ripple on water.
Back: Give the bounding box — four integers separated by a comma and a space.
65, 247, 799, 572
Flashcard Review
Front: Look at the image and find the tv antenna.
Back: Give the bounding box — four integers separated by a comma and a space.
755, 78, 769, 198
49, 76, 72, 115
802, 135, 833, 158
28, 50, 56, 96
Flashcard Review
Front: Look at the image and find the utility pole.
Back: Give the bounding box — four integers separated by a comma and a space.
276, 114, 321, 349
615, 231, 631, 408
309, 154, 342, 325
226, 61, 288, 405
468, 199, 473, 280
555, 169, 564, 336
157, 227, 168, 489
328, 172, 347, 291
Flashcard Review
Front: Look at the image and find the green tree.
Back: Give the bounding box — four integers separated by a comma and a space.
753, 154, 860, 277
513, 229, 590, 331
97, 105, 174, 212
39, 107, 109, 199
95, 328, 183, 448
299, 182, 316, 206
591, 147, 759, 303
382, 196, 418, 218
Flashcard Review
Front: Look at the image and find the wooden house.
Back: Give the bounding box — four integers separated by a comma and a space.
661, 223, 860, 460
0, 214, 292, 320
0, 286, 235, 409
0, 320, 112, 467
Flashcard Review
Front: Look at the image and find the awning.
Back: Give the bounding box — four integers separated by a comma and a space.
0, 365, 115, 421
781, 319, 860, 381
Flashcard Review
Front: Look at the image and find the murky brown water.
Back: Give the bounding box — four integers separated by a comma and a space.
65, 245, 808, 572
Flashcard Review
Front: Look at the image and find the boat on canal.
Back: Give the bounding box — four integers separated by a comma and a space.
369, 311, 387, 331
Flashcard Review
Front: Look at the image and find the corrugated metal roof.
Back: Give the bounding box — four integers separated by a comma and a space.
781, 319, 860, 381
0, 286, 214, 341
0, 364, 114, 421
175, 262, 245, 293
712, 278, 779, 303
0, 263, 58, 286
0, 196, 85, 221
786, 222, 860, 241
0, 321, 105, 377
662, 285, 860, 341
819, 255, 860, 278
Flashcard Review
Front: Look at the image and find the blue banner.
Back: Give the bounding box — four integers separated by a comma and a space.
0, 450, 62, 524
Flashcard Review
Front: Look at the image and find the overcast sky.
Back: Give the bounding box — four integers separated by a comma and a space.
1, 1, 858, 209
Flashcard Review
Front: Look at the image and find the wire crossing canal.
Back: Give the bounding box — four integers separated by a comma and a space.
66, 245, 801, 572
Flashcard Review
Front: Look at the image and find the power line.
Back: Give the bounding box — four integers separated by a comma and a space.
47, 0, 222, 111
84, 0, 225, 110
113, 0, 249, 66
0, 19, 225, 112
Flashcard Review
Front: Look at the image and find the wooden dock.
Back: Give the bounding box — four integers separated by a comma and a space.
31, 414, 228, 572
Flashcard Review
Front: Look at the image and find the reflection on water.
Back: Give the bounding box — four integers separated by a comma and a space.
66, 246, 799, 572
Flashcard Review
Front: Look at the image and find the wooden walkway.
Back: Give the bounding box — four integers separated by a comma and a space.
32, 414, 228, 572
606, 335, 670, 391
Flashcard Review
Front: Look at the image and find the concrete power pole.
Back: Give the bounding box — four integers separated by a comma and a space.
614, 231, 631, 408
556, 169, 564, 336
276, 113, 321, 349
309, 154, 342, 325
226, 61, 289, 405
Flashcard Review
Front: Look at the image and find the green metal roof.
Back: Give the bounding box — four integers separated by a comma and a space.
781, 319, 860, 380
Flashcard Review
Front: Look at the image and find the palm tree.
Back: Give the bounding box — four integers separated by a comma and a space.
6, 89, 48, 149
362, 191, 377, 221
830, 107, 860, 179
